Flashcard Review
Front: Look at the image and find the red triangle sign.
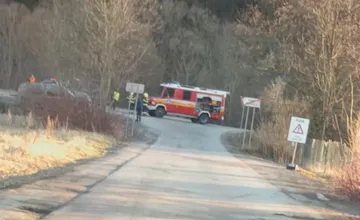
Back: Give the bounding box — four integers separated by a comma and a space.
292, 124, 303, 134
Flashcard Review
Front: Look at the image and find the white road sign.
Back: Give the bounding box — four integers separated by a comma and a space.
126, 82, 144, 94
241, 97, 261, 108
287, 116, 310, 144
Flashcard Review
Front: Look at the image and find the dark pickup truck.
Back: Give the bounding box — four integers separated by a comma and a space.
0, 80, 91, 114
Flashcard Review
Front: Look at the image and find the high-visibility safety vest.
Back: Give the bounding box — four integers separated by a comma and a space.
113, 91, 120, 101
127, 94, 135, 104
143, 92, 149, 105
143, 97, 148, 105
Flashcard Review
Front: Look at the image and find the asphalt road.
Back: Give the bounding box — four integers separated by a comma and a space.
44, 113, 329, 220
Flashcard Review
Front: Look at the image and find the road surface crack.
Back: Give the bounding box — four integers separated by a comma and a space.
230, 193, 252, 200
273, 213, 322, 220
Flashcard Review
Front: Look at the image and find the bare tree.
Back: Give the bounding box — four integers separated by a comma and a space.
272, 0, 360, 142
0, 3, 30, 88
155, 1, 223, 86
19, 0, 160, 106
69, 0, 161, 106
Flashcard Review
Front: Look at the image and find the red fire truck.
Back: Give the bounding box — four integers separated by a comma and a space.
147, 82, 230, 124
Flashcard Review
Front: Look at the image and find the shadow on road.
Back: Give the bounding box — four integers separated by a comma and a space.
45, 168, 348, 220
220, 131, 360, 219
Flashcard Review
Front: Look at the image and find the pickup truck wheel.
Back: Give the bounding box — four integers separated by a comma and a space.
0, 104, 6, 114
199, 113, 209, 124
155, 107, 165, 118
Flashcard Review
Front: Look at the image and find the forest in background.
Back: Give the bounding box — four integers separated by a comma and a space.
0, 0, 278, 125
0, 0, 359, 201
1, 0, 360, 155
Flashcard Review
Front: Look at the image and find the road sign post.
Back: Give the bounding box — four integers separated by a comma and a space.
240, 97, 261, 149
248, 107, 256, 147
125, 82, 145, 138
287, 116, 310, 169
240, 105, 245, 129
124, 101, 131, 138
291, 142, 298, 165
241, 106, 250, 149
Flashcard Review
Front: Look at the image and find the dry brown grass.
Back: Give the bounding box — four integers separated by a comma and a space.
252, 78, 310, 163
334, 113, 360, 202
0, 113, 114, 179
254, 113, 293, 163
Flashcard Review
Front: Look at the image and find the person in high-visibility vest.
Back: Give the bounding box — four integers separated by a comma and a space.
112, 89, 120, 111
142, 92, 149, 113
29, 74, 36, 83
127, 92, 136, 110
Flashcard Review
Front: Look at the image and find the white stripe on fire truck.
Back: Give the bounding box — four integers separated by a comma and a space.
153, 98, 225, 110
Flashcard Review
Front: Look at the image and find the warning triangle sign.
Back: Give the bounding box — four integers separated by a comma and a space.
292, 124, 303, 134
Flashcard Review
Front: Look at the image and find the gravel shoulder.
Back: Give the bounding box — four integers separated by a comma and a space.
221, 131, 360, 220
0, 120, 160, 220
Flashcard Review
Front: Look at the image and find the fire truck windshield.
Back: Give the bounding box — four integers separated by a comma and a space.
158, 86, 174, 98
158, 86, 164, 96
162, 87, 174, 98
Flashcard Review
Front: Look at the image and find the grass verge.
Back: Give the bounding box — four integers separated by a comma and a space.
0, 114, 114, 179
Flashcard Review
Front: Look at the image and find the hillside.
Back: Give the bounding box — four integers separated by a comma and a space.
0, 0, 359, 202
0, 0, 359, 140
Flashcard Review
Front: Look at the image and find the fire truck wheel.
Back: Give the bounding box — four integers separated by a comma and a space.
148, 110, 156, 117
199, 113, 209, 124
190, 118, 198, 123
155, 107, 166, 118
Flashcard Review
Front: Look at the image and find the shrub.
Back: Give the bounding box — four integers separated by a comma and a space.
335, 153, 360, 201
255, 114, 292, 162
19, 94, 123, 138
335, 114, 360, 201
253, 78, 310, 163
